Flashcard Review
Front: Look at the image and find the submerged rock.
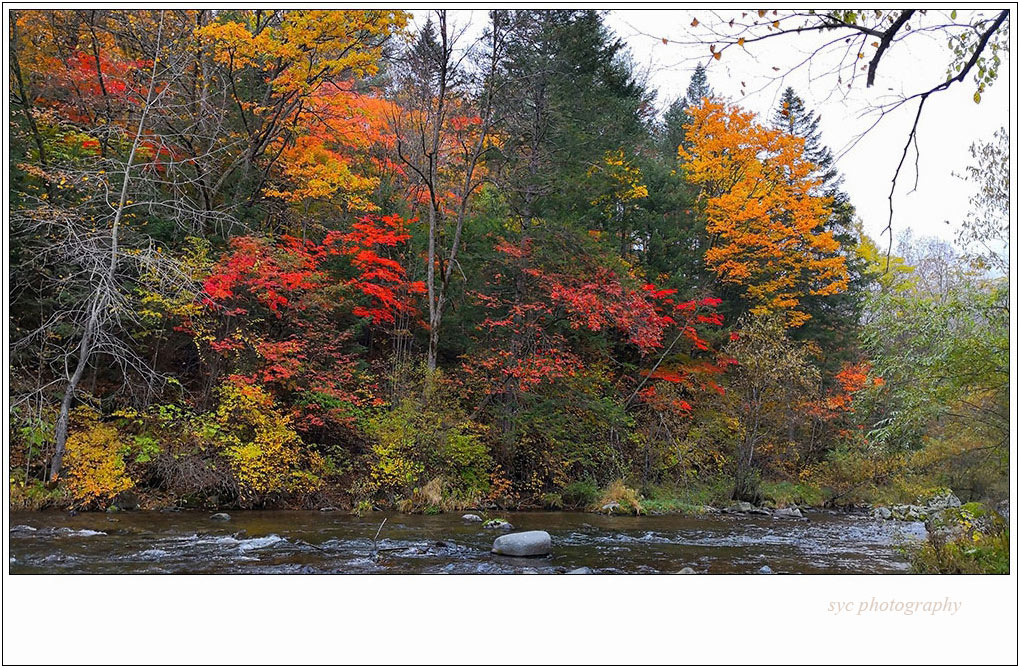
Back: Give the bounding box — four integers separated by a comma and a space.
114, 492, 140, 511
461, 514, 483, 523
209, 512, 231, 522
492, 530, 551, 557
566, 567, 593, 575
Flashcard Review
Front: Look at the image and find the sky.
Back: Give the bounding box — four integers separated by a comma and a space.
409, 9, 1011, 249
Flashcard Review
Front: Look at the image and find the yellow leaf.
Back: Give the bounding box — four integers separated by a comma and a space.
713, 52, 721, 60
758, 10, 766, 18
738, 37, 745, 46
773, 21, 780, 28
973, 91, 981, 103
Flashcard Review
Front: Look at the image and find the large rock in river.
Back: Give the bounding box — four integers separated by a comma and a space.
491, 530, 552, 557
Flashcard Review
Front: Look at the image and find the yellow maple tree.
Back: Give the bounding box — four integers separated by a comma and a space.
679, 100, 848, 327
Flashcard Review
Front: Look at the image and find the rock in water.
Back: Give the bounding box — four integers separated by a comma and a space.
774, 506, 803, 519
483, 519, 514, 530
725, 501, 754, 513
461, 513, 483, 523
209, 512, 231, 522
873, 506, 892, 520
758, 565, 773, 574
566, 567, 593, 574
677, 567, 697, 575
492, 530, 552, 557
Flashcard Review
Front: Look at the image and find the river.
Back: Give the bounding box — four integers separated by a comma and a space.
8, 509, 926, 574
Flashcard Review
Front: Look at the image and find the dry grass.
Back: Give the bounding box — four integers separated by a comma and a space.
596, 479, 644, 515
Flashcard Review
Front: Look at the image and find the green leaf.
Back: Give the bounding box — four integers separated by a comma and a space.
973, 91, 981, 104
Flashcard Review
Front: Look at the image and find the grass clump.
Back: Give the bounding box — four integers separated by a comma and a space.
596, 479, 643, 515
759, 480, 826, 508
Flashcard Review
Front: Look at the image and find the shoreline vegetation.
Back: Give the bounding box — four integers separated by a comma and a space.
8, 10, 1009, 575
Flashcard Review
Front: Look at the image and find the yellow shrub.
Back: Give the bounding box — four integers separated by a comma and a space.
64, 409, 133, 507
597, 479, 644, 515
215, 381, 304, 501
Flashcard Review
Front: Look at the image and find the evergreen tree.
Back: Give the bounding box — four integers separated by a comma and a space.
659, 63, 714, 157
685, 62, 713, 106
770, 87, 874, 367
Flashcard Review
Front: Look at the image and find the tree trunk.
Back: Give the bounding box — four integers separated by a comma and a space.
48, 11, 165, 483
49, 316, 97, 482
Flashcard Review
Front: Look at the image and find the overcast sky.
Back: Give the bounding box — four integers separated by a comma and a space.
411, 9, 1011, 250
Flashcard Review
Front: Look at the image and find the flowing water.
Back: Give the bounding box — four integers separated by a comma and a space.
7, 510, 926, 574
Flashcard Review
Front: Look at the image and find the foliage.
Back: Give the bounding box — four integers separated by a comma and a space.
63, 409, 134, 507
722, 313, 821, 502
7, 9, 1006, 515
365, 374, 492, 507
680, 100, 848, 327
214, 380, 310, 504
955, 127, 1008, 273
912, 504, 1009, 574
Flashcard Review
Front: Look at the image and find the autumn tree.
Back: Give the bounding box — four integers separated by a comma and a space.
192, 10, 407, 226
681, 9, 1010, 244
9, 10, 203, 482
679, 99, 849, 328
390, 11, 506, 372
723, 313, 820, 502
770, 88, 873, 366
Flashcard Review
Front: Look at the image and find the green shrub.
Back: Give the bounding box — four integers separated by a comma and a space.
364, 387, 492, 506
541, 492, 564, 510
561, 479, 599, 508
760, 480, 826, 507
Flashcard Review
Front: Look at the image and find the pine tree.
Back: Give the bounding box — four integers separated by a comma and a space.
659, 63, 713, 156
685, 62, 713, 106
770, 87, 874, 367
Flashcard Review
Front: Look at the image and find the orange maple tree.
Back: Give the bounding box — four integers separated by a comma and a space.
679, 100, 849, 327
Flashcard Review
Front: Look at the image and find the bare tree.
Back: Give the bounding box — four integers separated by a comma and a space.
391, 10, 506, 372
8, 11, 207, 481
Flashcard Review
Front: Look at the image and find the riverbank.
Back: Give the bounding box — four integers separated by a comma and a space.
5, 475, 919, 517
